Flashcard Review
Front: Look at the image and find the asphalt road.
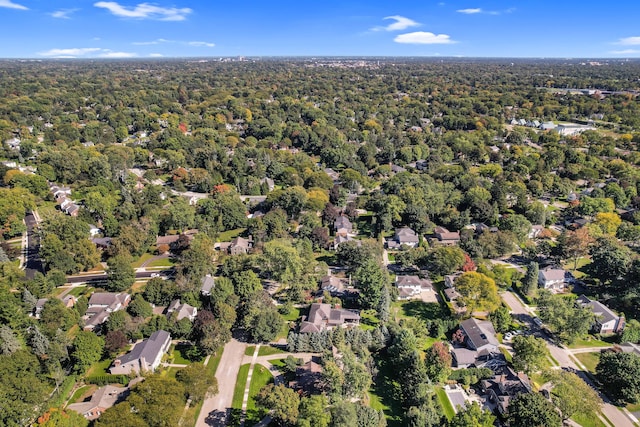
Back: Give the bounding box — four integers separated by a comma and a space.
65, 269, 174, 285
501, 291, 635, 427
24, 211, 44, 280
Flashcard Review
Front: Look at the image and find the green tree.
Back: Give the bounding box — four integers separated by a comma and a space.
508, 392, 561, 427
449, 402, 495, 427
490, 305, 512, 333
37, 408, 89, 427
255, 383, 300, 426
544, 370, 601, 420
329, 400, 357, 427
0, 350, 49, 427
424, 341, 452, 383
558, 228, 593, 272
128, 294, 153, 318
521, 261, 539, 297
354, 258, 388, 310
511, 335, 550, 373
175, 363, 218, 402
536, 291, 592, 344
127, 374, 186, 427
427, 246, 465, 276
106, 254, 135, 292
455, 272, 500, 313
297, 394, 331, 427
596, 351, 640, 404
250, 307, 284, 342
71, 331, 104, 374
590, 236, 632, 284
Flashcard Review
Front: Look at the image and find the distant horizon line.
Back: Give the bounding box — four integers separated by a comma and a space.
1, 56, 640, 61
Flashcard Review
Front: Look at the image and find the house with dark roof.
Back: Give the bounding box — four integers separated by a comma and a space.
333, 215, 353, 236
387, 227, 419, 249
110, 330, 171, 375
480, 366, 532, 415
289, 359, 323, 395
331, 234, 359, 250
538, 268, 568, 291
299, 303, 360, 333
451, 317, 500, 368
66, 384, 129, 420
576, 295, 625, 334
166, 299, 197, 322
395, 275, 433, 300
320, 275, 345, 296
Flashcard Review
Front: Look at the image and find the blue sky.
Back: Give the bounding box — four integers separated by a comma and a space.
2, 0, 640, 58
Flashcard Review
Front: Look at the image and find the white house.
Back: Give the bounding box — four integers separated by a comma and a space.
538, 268, 568, 291
576, 295, 625, 334
395, 275, 433, 300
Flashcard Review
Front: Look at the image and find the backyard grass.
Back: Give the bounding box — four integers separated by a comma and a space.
245, 365, 273, 426
86, 358, 112, 377
281, 307, 301, 322
171, 344, 197, 364
147, 257, 175, 267
68, 384, 97, 404
574, 351, 601, 373
435, 387, 456, 420
218, 228, 247, 242
67, 286, 93, 298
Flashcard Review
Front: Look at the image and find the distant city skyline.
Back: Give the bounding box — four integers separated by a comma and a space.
2, 1, 640, 59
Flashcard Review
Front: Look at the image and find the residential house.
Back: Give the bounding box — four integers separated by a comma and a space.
92, 237, 112, 249
260, 177, 275, 192
538, 268, 568, 291
576, 295, 625, 334
395, 275, 433, 300
480, 366, 532, 415
200, 274, 215, 296
289, 359, 323, 395
110, 330, 171, 375
445, 273, 461, 288
32, 298, 48, 319
320, 274, 345, 296
229, 236, 253, 255
62, 295, 77, 308
333, 215, 353, 236
433, 226, 460, 246
324, 168, 340, 183
444, 288, 461, 302
299, 303, 360, 333
166, 299, 198, 322
331, 234, 358, 250
387, 227, 420, 249
528, 225, 545, 239
66, 384, 129, 421
451, 317, 500, 368
83, 292, 131, 331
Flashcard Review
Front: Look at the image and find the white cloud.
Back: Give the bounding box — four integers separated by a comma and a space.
94, 2, 192, 21
372, 15, 420, 32
457, 8, 482, 14
51, 9, 79, 19
98, 51, 137, 58
187, 41, 215, 47
149, 53, 164, 57
617, 37, 640, 46
38, 47, 137, 58
0, 0, 27, 9
610, 49, 640, 55
457, 7, 514, 15
38, 48, 103, 57
394, 31, 456, 44
132, 38, 171, 45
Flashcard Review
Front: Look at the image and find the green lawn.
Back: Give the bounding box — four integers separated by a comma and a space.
147, 257, 175, 267
218, 228, 247, 242
231, 364, 251, 410
567, 336, 614, 349
206, 349, 223, 377
574, 352, 601, 373
67, 286, 93, 298
435, 387, 456, 421
571, 411, 607, 427
246, 365, 273, 426
245, 346, 256, 356
188, 350, 223, 427
68, 384, 97, 404
87, 358, 112, 377
281, 307, 301, 322
258, 346, 285, 357
171, 344, 198, 364
132, 253, 154, 268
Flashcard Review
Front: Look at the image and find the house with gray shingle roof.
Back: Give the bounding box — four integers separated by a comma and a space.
576, 295, 625, 334
299, 303, 360, 333
110, 330, 171, 375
